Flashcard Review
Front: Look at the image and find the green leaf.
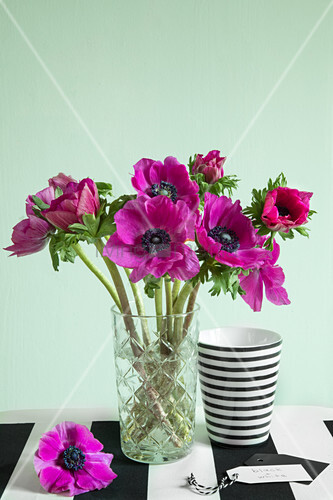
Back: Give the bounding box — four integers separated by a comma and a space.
96, 215, 116, 238
31, 195, 50, 211
95, 182, 113, 198
49, 238, 59, 271
144, 277, 161, 299
256, 226, 271, 236
279, 229, 295, 240
143, 275, 161, 299
59, 245, 77, 263
82, 213, 100, 237
68, 223, 89, 232
295, 226, 310, 237
55, 186, 63, 198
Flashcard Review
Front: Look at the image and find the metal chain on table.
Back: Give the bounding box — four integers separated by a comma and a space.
188, 472, 239, 495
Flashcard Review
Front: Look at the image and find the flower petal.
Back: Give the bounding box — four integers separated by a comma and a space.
54, 421, 103, 453
103, 233, 146, 268
239, 270, 264, 312
39, 465, 74, 495
38, 430, 64, 461
75, 461, 117, 491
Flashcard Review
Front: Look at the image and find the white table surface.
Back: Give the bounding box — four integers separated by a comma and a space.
1, 405, 333, 500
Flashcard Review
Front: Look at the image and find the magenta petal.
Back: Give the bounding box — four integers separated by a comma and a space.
26, 186, 55, 216
115, 197, 151, 244
75, 461, 117, 491
55, 422, 103, 453
85, 452, 114, 466
168, 243, 200, 281
49, 173, 77, 191
38, 431, 64, 461
103, 233, 146, 267
42, 210, 79, 230
196, 226, 221, 256
215, 247, 269, 270
4, 217, 53, 257
239, 270, 264, 312
39, 466, 74, 495
76, 180, 100, 219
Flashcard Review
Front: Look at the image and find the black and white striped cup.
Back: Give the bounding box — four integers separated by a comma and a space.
198, 327, 282, 447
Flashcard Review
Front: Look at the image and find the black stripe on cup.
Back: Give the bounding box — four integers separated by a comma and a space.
200, 379, 277, 392
205, 417, 271, 431
198, 359, 280, 372
202, 398, 275, 411
198, 368, 279, 382
203, 407, 273, 421
207, 427, 269, 440
201, 389, 276, 402
198, 351, 281, 362
198, 339, 282, 352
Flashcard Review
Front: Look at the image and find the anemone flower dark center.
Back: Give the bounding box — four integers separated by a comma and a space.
63, 446, 85, 471
151, 181, 177, 202
276, 205, 290, 217
208, 225, 240, 253
142, 228, 171, 254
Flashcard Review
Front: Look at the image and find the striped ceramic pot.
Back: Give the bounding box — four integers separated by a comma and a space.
198, 327, 282, 447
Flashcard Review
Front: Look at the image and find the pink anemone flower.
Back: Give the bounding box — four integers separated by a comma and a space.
196, 192, 269, 270
42, 178, 100, 231
103, 195, 200, 282
34, 421, 117, 496
131, 156, 200, 212
239, 241, 290, 312
5, 173, 78, 257
261, 186, 313, 233
4, 216, 55, 257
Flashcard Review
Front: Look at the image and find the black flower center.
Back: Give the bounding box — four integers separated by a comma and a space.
208, 225, 240, 253
276, 205, 290, 217
142, 228, 171, 254
151, 181, 177, 203
63, 446, 85, 471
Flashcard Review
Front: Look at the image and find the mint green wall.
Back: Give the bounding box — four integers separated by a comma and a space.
1, 0, 332, 411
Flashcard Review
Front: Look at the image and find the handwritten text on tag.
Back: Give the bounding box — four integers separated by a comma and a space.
227, 464, 312, 484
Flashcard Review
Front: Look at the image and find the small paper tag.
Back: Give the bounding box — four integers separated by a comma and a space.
227, 464, 312, 484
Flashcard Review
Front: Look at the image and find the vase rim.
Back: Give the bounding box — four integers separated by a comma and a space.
111, 301, 200, 319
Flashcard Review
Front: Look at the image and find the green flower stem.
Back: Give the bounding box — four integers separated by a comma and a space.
95, 240, 132, 314
95, 240, 144, 357
183, 281, 200, 338
164, 277, 173, 343
173, 281, 194, 344
173, 281, 194, 314
155, 279, 163, 332
95, 240, 182, 448
72, 243, 121, 311
172, 279, 181, 307
124, 268, 151, 346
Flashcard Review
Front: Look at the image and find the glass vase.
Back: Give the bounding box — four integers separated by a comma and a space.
112, 304, 199, 464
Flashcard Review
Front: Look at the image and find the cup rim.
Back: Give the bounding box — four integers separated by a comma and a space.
198, 326, 282, 349
111, 301, 200, 319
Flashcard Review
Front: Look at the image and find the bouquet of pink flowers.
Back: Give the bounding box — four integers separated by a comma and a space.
5, 150, 314, 468
5, 150, 313, 315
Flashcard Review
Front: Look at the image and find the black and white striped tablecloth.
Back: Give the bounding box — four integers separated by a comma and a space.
1, 406, 333, 500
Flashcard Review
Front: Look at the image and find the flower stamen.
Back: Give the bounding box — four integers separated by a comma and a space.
276, 205, 290, 217
208, 225, 240, 253
142, 228, 171, 254
151, 181, 177, 203
63, 446, 86, 471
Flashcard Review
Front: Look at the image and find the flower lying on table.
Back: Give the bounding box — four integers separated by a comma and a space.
34, 421, 117, 496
